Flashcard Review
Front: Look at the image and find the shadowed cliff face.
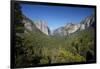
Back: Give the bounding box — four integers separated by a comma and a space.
53, 14, 95, 36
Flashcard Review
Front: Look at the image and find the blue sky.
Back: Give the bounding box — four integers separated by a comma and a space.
20, 4, 94, 31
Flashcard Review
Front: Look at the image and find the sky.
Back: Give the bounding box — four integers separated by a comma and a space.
20, 4, 94, 31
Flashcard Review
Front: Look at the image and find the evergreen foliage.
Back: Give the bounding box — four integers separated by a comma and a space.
14, 3, 95, 68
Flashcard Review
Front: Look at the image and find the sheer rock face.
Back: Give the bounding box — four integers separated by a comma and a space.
34, 20, 50, 35
22, 15, 50, 35
22, 14, 95, 36
53, 14, 95, 36
80, 14, 95, 30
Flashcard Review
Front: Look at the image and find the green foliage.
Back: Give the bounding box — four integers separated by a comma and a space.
13, 3, 27, 67
51, 47, 85, 63
14, 3, 95, 67
15, 26, 95, 67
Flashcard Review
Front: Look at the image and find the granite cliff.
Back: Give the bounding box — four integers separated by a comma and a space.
53, 14, 95, 36
22, 15, 50, 35
22, 14, 95, 36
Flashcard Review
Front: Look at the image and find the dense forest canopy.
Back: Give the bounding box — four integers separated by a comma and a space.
13, 2, 96, 68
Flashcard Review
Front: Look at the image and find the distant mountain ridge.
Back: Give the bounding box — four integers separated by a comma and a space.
22, 14, 95, 36
53, 14, 95, 36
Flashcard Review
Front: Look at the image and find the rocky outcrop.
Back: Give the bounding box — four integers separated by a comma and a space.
22, 15, 50, 35
22, 13, 95, 36
22, 15, 38, 33
80, 14, 95, 30
65, 23, 80, 34
53, 23, 81, 36
53, 14, 95, 36
34, 20, 50, 35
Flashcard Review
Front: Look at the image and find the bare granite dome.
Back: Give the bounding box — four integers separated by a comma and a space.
53, 14, 95, 36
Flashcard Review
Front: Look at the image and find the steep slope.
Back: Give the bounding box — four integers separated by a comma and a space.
53, 14, 95, 36
20, 21, 95, 67
53, 23, 80, 36
15, 10, 95, 67
22, 15, 50, 35
34, 20, 50, 35
22, 15, 39, 33
79, 14, 95, 30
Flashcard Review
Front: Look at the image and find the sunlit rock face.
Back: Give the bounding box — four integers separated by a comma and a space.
53, 14, 95, 36
22, 15, 37, 33
64, 23, 80, 34
80, 14, 95, 30
53, 27, 67, 36
22, 14, 95, 36
22, 15, 50, 35
34, 20, 50, 35
53, 23, 81, 36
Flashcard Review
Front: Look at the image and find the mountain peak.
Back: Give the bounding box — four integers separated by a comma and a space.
53, 14, 95, 36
